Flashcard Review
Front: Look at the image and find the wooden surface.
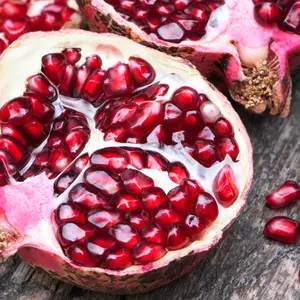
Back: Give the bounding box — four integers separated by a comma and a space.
0, 74, 300, 300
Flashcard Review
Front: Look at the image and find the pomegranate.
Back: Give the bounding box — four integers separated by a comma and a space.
0, 0, 81, 54
0, 30, 252, 293
78, 0, 300, 117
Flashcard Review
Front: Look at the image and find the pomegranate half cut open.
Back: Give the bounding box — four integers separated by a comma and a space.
78, 0, 300, 117
0, 30, 252, 294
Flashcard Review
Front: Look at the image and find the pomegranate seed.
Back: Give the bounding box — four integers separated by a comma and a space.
145, 83, 169, 98
213, 118, 233, 137
199, 101, 221, 124
2, 19, 30, 42
254, 3, 283, 24
282, 2, 300, 34
62, 48, 81, 65
102, 248, 133, 270
183, 179, 203, 200
42, 53, 66, 86
147, 125, 166, 143
142, 223, 166, 244
58, 222, 95, 247
146, 151, 169, 171
109, 223, 141, 249
185, 214, 206, 238
47, 135, 63, 148
113, 190, 142, 212
166, 223, 190, 250
264, 216, 300, 244
213, 165, 238, 207
123, 147, 146, 170
1, 124, 26, 146
142, 187, 168, 213
0, 97, 32, 125
42, 3, 65, 13
26, 73, 57, 102
33, 149, 49, 168
0, 39, 7, 55
104, 125, 127, 142
49, 147, 72, 174
84, 167, 122, 197
66, 245, 96, 267
128, 57, 155, 87
184, 3, 210, 22
121, 169, 154, 193
172, 86, 199, 112
128, 101, 164, 137
198, 126, 215, 141
85, 55, 102, 70
183, 111, 203, 131
42, 11, 64, 31
72, 65, 91, 97
127, 210, 150, 231
23, 120, 47, 144
216, 137, 239, 161
120, 0, 135, 11
133, 242, 166, 264
0, 136, 27, 166
156, 3, 175, 16
81, 69, 105, 102
65, 129, 89, 156
54, 172, 75, 194
154, 205, 182, 228
72, 153, 89, 174
55, 203, 86, 224
266, 180, 300, 209
28, 96, 55, 123
86, 236, 115, 262
59, 64, 76, 96
194, 139, 217, 167
168, 162, 189, 184
157, 21, 185, 43
0, 149, 18, 177
88, 209, 123, 229
164, 103, 184, 131
0, 1, 28, 19
194, 192, 219, 224
69, 183, 107, 209
168, 185, 193, 213
64, 117, 88, 133
91, 148, 129, 172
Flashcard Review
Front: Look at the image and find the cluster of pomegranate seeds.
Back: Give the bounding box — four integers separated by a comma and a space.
0, 0, 77, 54
55, 146, 239, 269
104, 0, 224, 42
253, 0, 300, 34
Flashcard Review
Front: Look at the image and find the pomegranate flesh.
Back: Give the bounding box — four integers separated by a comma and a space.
0, 31, 253, 294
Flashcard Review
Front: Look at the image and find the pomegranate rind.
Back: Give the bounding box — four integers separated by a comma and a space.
0, 30, 253, 294
77, 0, 300, 117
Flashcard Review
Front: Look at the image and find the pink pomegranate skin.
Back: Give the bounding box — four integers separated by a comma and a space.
0, 31, 253, 294
77, 0, 300, 117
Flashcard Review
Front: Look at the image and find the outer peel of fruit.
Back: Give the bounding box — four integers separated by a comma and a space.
77, 0, 300, 117
0, 30, 253, 294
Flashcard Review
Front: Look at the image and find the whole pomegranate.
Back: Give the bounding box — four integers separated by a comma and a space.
77, 0, 300, 117
0, 30, 252, 294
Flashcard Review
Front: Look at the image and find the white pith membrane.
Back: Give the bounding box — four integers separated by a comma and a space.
0, 31, 252, 276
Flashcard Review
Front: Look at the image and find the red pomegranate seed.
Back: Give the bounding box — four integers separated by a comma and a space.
47, 135, 63, 148
103, 63, 134, 97
156, 3, 175, 16
282, 2, 300, 34
0, 39, 7, 55
213, 118, 233, 137
254, 2, 283, 23
110, 223, 141, 249
113, 190, 142, 212
23, 120, 47, 144
26, 73, 57, 102
266, 180, 300, 209
0, 1, 28, 19
128, 101, 164, 137
122, 147, 146, 170
88, 209, 123, 229
194, 139, 217, 167
216, 137, 239, 161
120, 0, 135, 10
86, 236, 115, 262
104, 125, 127, 142
183, 179, 203, 200
183, 110, 203, 131
65, 129, 89, 156
0, 136, 27, 166
168, 185, 193, 213
42, 3, 65, 13
66, 245, 96, 267
84, 167, 122, 197
184, 3, 210, 22
264, 216, 300, 244
121, 169, 154, 193
62, 48, 81, 65
42, 11, 63, 31
164, 103, 184, 131
0, 124, 26, 146
146, 151, 169, 171
81, 69, 105, 102
213, 165, 238, 207
85, 55, 102, 70
28, 96, 55, 123
171, 86, 199, 112
128, 57, 155, 87
166, 223, 190, 250
50, 147, 72, 174
157, 21, 185, 43
127, 210, 150, 231
2, 19, 30, 42
133, 241, 166, 264
168, 162, 189, 184
142, 187, 168, 213
42, 53, 66, 86
154, 205, 182, 228
59, 64, 76, 96
185, 214, 206, 238
72, 153, 89, 174
55, 203, 86, 224
0, 97, 32, 125
33, 149, 49, 168
197, 126, 215, 141
0, 149, 18, 177
142, 223, 166, 244
54, 172, 75, 194
147, 125, 166, 143
28, 15, 44, 31
72, 65, 91, 97
145, 83, 169, 98
102, 248, 133, 270
58, 222, 95, 247
194, 192, 219, 224
63, 117, 88, 133
91, 148, 129, 172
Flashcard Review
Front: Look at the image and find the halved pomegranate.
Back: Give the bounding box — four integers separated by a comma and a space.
78, 0, 300, 117
0, 30, 252, 293
0, 0, 81, 54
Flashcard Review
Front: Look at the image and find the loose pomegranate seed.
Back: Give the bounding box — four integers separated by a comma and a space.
128, 56, 155, 86
194, 139, 217, 167
55, 203, 86, 224
266, 180, 300, 209
66, 245, 96, 267
264, 216, 300, 244
168, 162, 189, 184
102, 248, 133, 270
166, 223, 190, 250
133, 241, 166, 264
254, 2, 283, 24
113, 190, 142, 212
127, 210, 150, 231
142, 187, 168, 213
86, 236, 115, 262
110, 223, 141, 249
154, 204, 182, 228
213, 165, 238, 207
88, 209, 123, 230
121, 169, 154, 193
194, 192, 219, 224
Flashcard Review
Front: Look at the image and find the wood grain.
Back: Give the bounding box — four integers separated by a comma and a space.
0, 74, 299, 300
